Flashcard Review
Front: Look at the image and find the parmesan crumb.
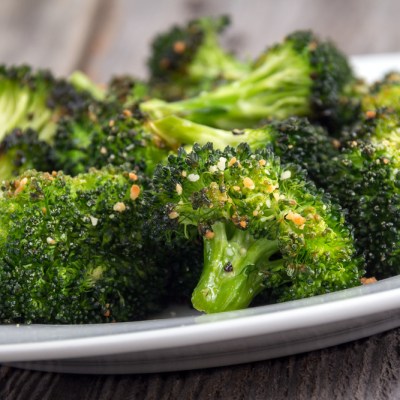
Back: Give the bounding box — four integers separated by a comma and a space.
204, 230, 215, 240
280, 170, 291, 180
217, 157, 227, 171
113, 202, 126, 212
188, 173, 200, 182
258, 159, 266, 166
89, 215, 99, 226
168, 211, 179, 219
100, 146, 108, 155
285, 211, 306, 226
47, 237, 56, 245
176, 183, 183, 195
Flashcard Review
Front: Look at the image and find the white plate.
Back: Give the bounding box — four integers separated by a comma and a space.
2, 55, 400, 374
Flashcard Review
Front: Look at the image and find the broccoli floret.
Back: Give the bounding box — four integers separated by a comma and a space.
148, 114, 338, 181
141, 31, 359, 132
148, 16, 250, 100
362, 71, 400, 113
0, 167, 168, 324
150, 143, 363, 313
318, 110, 400, 277
0, 128, 55, 180
53, 107, 171, 176
0, 65, 91, 143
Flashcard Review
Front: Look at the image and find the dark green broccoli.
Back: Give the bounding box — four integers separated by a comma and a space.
148, 114, 338, 180
141, 31, 359, 132
149, 143, 363, 313
0, 128, 55, 181
147, 16, 250, 100
316, 110, 400, 278
0, 167, 169, 324
53, 107, 171, 176
0, 65, 91, 143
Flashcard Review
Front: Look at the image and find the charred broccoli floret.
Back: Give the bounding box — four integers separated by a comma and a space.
142, 31, 359, 132
0, 168, 168, 324
53, 107, 171, 176
0, 65, 91, 143
148, 16, 250, 100
317, 110, 400, 278
150, 143, 363, 313
0, 128, 55, 180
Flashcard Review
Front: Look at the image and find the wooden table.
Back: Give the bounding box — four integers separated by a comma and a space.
1, 1, 400, 398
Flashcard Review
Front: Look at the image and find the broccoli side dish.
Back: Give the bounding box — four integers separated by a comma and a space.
148, 16, 250, 100
0, 168, 168, 324
150, 143, 363, 313
2, 17, 398, 324
141, 30, 359, 132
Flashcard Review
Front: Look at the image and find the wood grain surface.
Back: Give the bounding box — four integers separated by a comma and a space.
1, 329, 400, 400
1, 1, 400, 399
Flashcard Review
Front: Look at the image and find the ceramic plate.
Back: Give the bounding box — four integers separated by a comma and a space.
2, 55, 400, 374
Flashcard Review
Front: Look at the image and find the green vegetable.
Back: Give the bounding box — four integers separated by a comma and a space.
150, 143, 363, 313
0, 167, 167, 324
148, 16, 250, 100
142, 31, 359, 132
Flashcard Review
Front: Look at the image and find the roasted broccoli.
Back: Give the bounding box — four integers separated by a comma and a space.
149, 143, 363, 313
0, 128, 55, 181
148, 16, 250, 100
316, 110, 400, 278
0, 65, 91, 143
142, 31, 359, 132
148, 114, 337, 175
0, 167, 168, 324
362, 71, 400, 113
53, 107, 171, 176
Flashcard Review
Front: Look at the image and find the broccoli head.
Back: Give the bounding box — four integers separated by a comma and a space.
150, 143, 363, 313
141, 30, 359, 132
0, 128, 55, 181
0, 167, 168, 324
362, 71, 400, 113
0, 65, 91, 143
147, 16, 250, 100
318, 110, 400, 278
53, 107, 171, 176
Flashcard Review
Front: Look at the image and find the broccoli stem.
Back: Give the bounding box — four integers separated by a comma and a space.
148, 115, 274, 150
141, 46, 312, 129
192, 221, 281, 313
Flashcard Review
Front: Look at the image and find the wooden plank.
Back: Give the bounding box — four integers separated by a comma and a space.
82, 0, 400, 82
1, 328, 400, 399
0, 0, 100, 77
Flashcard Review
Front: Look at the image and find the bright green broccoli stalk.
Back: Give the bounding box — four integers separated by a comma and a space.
142, 30, 359, 132
0, 64, 92, 143
317, 109, 400, 278
147, 15, 250, 100
0, 128, 55, 180
150, 143, 363, 313
68, 70, 105, 101
0, 167, 168, 324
